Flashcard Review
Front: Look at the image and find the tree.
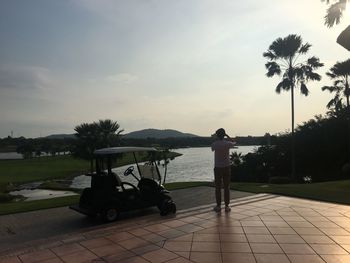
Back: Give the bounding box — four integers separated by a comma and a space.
16, 141, 34, 159
97, 119, 124, 148
323, 59, 350, 164
74, 122, 99, 172
323, 0, 350, 50
323, 1, 350, 171
73, 120, 124, 172
323, 0, 348, 27
263, 34, 324, 180
322, 59, 350, 111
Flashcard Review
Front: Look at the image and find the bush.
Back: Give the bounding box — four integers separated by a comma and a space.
232, 111, 349, 183
0, 193, 17, 203
268, 176, 291, 184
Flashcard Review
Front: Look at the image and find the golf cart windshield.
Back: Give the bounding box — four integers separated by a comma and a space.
93, 147, 162, 182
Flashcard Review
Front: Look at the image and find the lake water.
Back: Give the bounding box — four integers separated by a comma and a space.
71, 146, 257, 189
9, 189, 78, 201
0, 152, 69, 160
0, 152, 23, 160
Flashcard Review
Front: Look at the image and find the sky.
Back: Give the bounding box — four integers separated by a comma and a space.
0, 0, 350, 138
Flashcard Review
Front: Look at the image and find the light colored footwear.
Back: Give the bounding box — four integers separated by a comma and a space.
213, 206, 221, 213
225, 206, 231, 212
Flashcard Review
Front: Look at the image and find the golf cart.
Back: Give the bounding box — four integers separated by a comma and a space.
70, 147, 176, 222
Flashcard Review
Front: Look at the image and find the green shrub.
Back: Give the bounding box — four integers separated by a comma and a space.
0, 193, 17, 203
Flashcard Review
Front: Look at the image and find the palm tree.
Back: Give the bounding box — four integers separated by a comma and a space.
322, 59, 350, 111
323, 0, 350, 50
96, 119, 124, 148
323, 1, 350, 169
74, 122, 99, 172
323, 0, 348, 27
323, 59, 350, 164
74, 120, 124, 172
263, 34, 324, 180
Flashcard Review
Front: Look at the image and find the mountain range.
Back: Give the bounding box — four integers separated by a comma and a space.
44, 129, 199, 139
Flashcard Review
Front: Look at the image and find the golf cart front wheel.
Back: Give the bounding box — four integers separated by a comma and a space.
103, 207, 120, 222
159, 200, 176, 216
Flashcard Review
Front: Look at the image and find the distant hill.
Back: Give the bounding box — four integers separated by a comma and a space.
44, 134, 75, 139
43, 129, 199, 140
123, 129, 199, 139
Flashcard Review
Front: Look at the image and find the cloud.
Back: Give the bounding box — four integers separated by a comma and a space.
0, 64, 53, 90
106, 73, 139, 84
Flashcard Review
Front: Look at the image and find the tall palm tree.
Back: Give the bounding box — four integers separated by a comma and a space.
322, 59, 350, 111
263, 34, 324, 180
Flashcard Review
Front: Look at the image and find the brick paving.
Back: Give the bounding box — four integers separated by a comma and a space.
2, 194, 350, 263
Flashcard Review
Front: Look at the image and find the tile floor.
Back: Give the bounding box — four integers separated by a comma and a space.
2, 194, 350, 263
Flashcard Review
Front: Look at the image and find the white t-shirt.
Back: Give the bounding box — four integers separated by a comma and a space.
211, 140, 235, 168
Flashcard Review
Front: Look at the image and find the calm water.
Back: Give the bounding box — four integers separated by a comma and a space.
10, 189, 77, 201
0, 152, 69, 160
0, 152, 23, 160
71, 146, 257, 189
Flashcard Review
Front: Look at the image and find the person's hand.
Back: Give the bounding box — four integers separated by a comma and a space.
225, 134, 235, 142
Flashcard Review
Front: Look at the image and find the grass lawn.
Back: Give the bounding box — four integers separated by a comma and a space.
0, 155, 90, 186
231, 180, 350, 205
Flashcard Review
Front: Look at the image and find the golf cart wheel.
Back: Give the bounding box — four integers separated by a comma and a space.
159, 199, 176, 216
170, 202, 176, 214
157, 194, 171, 209
103, 207, 120, 222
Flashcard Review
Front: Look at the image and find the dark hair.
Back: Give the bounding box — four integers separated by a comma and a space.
215, 128, 225, 139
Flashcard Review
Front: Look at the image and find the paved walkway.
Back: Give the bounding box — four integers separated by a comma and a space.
2, 193, 350, 263
0, 187, 253, 251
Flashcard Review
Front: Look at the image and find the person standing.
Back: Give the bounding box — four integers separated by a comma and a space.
211, 128, 235, 212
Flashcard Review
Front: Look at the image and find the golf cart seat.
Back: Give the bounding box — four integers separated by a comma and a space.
111, 172, 122, 186
90, 171, 122, 191
139, 164, 160, 181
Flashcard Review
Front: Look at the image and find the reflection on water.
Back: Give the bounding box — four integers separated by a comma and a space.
70, 146, 257, 189
0, 152, 69, 160
9, 189, 78, 201
0, 152, 23, 160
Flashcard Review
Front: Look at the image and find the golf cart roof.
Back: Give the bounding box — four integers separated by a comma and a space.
94, 147, 158, 155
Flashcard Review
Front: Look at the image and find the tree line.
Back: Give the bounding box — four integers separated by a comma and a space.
0, 127, 271, 159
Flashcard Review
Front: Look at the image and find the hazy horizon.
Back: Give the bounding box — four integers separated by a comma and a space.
23, 128, 267, 139
1, 0, 349, 138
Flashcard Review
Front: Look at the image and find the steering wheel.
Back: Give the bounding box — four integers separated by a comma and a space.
124, 166, 134, 176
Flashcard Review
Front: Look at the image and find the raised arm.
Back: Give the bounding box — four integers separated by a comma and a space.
225, 133, 236, 145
